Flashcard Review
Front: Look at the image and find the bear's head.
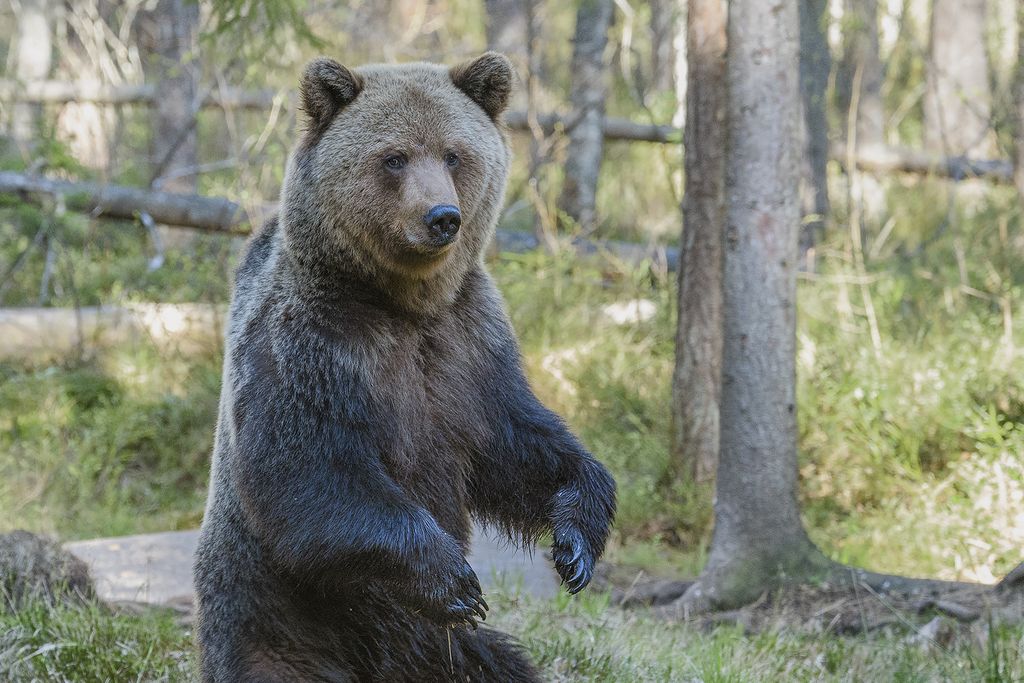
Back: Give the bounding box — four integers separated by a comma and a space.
280, 53, 514, 307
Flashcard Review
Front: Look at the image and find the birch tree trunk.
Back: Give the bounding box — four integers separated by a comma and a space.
557, 0, 615, 234
11, 0, 53, 146
837, 0, 884, 148
138, 0, 200, 193
484, 0, 529, 110
798, 0, 831, 253
682, 0, 831, 611
649, 0, 680, 93
1015, 0, 1024, 199
925, 0, 995, 157
669, 0, 726, 489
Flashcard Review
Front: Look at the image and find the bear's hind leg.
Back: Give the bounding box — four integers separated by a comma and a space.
454, 627, 542, 683
235, 649, 354, 683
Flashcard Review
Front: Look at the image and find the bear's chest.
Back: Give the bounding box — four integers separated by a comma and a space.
366, 324, 492, 533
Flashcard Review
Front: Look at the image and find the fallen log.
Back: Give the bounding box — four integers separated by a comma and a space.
502, 110, 679, 143
0, 171, 247, 231
0, 80, 276, 110
0, 303, 226, 359
0, 171, 681, 268
832, 142, 1014, 184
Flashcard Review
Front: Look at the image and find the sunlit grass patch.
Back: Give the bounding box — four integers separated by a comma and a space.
492, 592, 1024, 683
0, 599, 192, 682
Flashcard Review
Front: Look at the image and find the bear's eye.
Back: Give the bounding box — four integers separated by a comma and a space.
444, 151, 460, 168
384, 155, 406, 171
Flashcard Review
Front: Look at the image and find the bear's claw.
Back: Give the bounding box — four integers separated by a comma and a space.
551, 526, 595, 595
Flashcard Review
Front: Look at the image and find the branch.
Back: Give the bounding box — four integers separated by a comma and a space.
0, 172, 249, 231
0, 173, 680, 269
0, 79, 676, 143
503, 110, 680, 143
2, 79, 1018, 172
832, 142, 1014, 184
0, 80, 275, 110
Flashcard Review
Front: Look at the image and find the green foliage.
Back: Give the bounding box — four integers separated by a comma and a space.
204, 0, 323, 60
4, 182, 1024, 579
0, 347, 220, 538
0, 205, 233, 307
3, 591, 1023, 682
488, 592, 1024, 682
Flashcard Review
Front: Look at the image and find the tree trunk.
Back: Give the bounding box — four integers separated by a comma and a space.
557, 0, 615, 234
837, 0, 884, 148
138, 0, 200, 193
669, 0, 726, 489
1014, 0, 1024, 199
798, 0, 831, 253
10, 0, 53, 146
484, 0, 529, 111
837, 0, 886, 240
924, 0, 995, 157
683, 0, 831, 611
649, 0, 680, 93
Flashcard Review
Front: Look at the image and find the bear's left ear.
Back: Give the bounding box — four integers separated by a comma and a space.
450, 52, 514, 120
300, 57, 363, 127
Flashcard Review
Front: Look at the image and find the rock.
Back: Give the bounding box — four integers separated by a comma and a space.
65, 525, 560, 610
601, 299, 656, 325
0, 530, 95, 610
907, 616, 956, 651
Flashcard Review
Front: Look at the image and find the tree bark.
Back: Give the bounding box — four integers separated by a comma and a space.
837, 0, 884, 148
682, 0, 831, 611
669, 0, 726, 489
0, 171, 247, 231
10, 0, 53, 145
1015, 0, 1024, 199
924, 0, 995, 157
557, 0, 615, 234
137, 0, 200, 193
798, 0, 831, 252
484, 0, 529, 110
649, 0, 681, 93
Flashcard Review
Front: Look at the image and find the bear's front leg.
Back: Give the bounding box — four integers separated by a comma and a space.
548, 457, 616, 593
468, 384, 617, 594
386, 528, 489, 629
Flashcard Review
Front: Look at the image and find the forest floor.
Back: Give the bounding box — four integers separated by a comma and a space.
5, 194, 1024, 679
4, 574, 1024, 682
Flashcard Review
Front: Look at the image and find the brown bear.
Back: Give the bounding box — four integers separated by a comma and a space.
193, 52, 617, 682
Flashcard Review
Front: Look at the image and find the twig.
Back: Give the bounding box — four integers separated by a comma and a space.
845, 61, 884, 359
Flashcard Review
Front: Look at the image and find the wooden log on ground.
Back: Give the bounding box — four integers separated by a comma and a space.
0, 80, 276, 109
0, 172, 681, 268
0, 171, 247, 231
502, 110, 680, 143
832, 142, 1014, 184
0, 303, 226, 359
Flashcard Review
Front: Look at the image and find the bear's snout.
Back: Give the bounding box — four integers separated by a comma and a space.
423, 204, 462, 246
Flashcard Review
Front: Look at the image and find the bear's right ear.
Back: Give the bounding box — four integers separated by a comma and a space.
450, 52, 514, 120
300, 58, 363, 127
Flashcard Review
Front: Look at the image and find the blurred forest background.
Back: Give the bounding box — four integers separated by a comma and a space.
2, 0, 1024, 680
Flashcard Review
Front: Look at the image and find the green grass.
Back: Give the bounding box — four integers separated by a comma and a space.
4, 211, 1024, 577
0, 600, 192, 682
492, 591, 1024, 682
3, 591, 1022, 682
3, 177, 1024, 680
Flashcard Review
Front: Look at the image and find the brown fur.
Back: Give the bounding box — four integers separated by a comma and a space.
194, 53, 616, 682
283, 54, 512, 314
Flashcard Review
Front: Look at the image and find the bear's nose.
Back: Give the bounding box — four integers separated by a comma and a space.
424, 204, 461, 245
